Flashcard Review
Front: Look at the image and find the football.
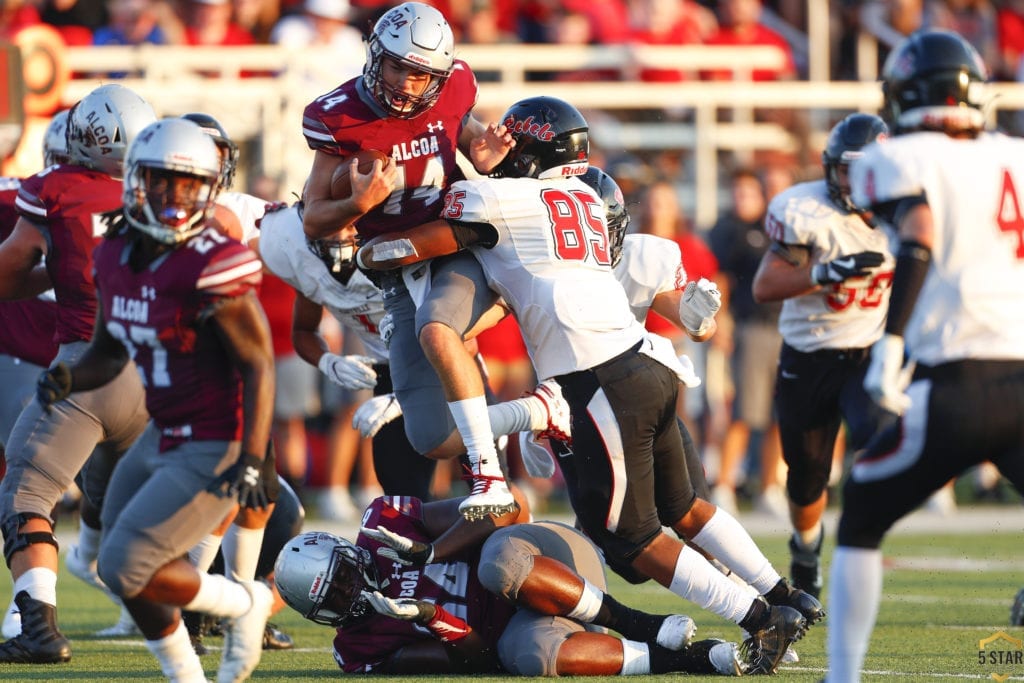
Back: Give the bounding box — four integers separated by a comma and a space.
330, 149, 391, 200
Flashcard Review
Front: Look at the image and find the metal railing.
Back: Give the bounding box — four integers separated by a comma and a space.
63, 43, 1024, 227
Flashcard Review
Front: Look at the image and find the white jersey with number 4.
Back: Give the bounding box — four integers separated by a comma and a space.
445, 176, 645, 380
765, 179, 894, 352
850, 131, 1024, 365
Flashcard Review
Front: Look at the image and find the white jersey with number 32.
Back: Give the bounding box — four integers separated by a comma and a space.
444, 176, 645, 380
850, 131, 1024, 365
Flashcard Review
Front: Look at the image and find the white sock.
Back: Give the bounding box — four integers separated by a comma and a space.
182, 573, 250, 618
449, 396, 501, 477
566, 578, 603, 622
14, 567, 57, 606
487, 397, 537, 436
619, 639, 651, 675
221, 525, 265, 582
827, 546, 882, 683
690, 508, 781, 594
667, 545, 752, 624
145, 619, 207, 682
76, 522, 102, 562
795, 521, 823, 550
188, 533, 223, 573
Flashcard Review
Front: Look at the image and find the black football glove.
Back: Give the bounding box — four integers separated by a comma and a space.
207, 452, 269, 509
37, 363, 72, 413
811, 251, 885, 285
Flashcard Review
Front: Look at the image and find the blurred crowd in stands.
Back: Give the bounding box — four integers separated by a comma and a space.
3, 0, 1019, 519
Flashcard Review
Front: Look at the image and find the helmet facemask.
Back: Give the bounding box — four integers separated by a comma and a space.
305, 541, 381, 627
308, 230, 359, 285
362, 2, 454, 120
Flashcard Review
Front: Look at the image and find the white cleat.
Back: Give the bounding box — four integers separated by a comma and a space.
781, 645, 800, 664
217, 580, 272, 683
1, 599, 20, 639
656, 614, 697, 651
530, 380, 572, 444
66, 544, 114, 598
96, 604, 140, 637
458, 476, 516, 522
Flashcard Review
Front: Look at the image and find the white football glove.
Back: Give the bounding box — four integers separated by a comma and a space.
863, 334, 912, 415
318, 353, 377, 390
679, 278, 722, 337
352, 392, 403, 438
361, 590, 432, 622
360, 525, 434, 565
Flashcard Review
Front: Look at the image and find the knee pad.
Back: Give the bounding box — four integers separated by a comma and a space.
477, 533, 535, 601
2, 513, 58, 567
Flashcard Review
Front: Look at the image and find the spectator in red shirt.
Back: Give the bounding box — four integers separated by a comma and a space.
702, 0, 797, 81
627, 0, 716, 82
184, 0, 255, 46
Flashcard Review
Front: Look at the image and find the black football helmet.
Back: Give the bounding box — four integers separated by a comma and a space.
308, 227, 359, 285
492, 96, 589, 180
881, 29, 988, 135
181, 112, 240, 191
580, 167, 629, 267
822, 113, 888, 212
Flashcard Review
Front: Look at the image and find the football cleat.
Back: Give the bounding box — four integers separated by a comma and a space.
655, 614, 697, 651
1011, 588, 1024, 626
0, 591, 72, 663
65, 544, 114, 598
673, 638, 743, 676
458, 474, 516, 522
766, 576, 826, 626
741, 604, 807, 675
789, 532, 824, 599
217, 580, 272, 683
95, 604, 140, 637
262, 623, 294, 650
529, 379, 572, 444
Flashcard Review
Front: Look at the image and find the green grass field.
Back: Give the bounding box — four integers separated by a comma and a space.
0, 520, 1021, 682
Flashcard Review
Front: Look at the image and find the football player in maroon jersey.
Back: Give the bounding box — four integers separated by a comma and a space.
0, 84, 157, 665
35, 117, 275, 682
299, 2, 531, 522
276, 494, 747, 676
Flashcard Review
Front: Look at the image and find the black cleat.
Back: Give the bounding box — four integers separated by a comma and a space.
262, 623, 294, 650
182, 609, 207, 656
789, 532, 824, 599
741, 605, 807, 675
767, 577, 826, 626
0, 591, 71, 664
1011, 588, 1024, 626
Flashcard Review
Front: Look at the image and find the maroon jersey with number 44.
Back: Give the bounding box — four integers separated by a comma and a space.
92, 226, 263, 451
332, 495, 515, 673
301, 61, 479, 240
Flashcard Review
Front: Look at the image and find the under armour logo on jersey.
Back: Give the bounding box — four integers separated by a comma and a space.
426, 121, 444, 133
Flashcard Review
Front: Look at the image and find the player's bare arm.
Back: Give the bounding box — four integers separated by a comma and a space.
0, 218, 51, 299
290, 292, 331, 367
302, 150, 397, 240
210, 291, 275, 459
460, 117, 513, 175
357, 219, 462, 269
751, 244, 816, 302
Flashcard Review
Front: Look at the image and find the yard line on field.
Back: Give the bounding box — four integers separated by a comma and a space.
94, 639, 334, 654
884, 593, 1006, 606
784, 665, 1020, 679
885, 557, 1021, 571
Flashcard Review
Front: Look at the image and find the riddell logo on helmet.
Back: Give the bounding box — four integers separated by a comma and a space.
404, 52, 431, 69
505, 115, 554, 141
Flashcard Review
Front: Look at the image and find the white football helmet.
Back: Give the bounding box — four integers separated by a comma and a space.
274, 531, 382, 627
67, 83, 157, 178
122, 118, 221, 246
42, 110, 70, 167
363, 2, 455, 119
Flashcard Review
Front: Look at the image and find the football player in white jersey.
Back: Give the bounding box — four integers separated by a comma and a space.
750, 113, 893, 600
257, 199, 584, 494
357, 96, 823, 675
827, 29, 1024, 683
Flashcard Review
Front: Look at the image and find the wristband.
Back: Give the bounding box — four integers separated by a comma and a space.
425, 604, 472, 643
